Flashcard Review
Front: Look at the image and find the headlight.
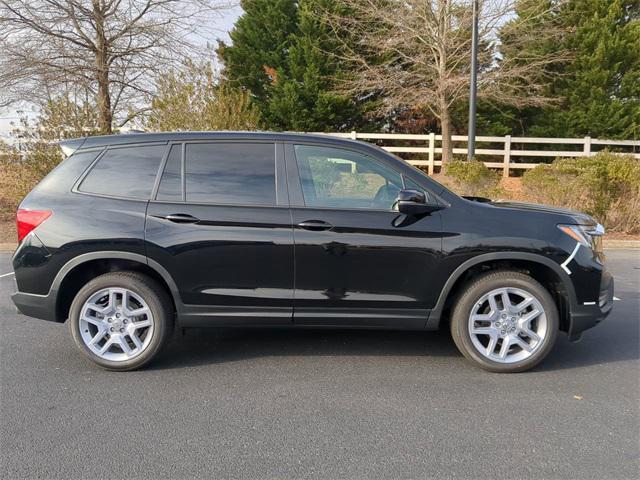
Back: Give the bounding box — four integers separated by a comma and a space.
558, 223, 604, 253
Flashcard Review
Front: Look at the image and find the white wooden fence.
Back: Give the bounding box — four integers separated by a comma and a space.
317, 132, 640, 177
3, 127, 639, 177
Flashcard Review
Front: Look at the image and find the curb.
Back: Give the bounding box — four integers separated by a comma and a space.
603, 239, 640, 250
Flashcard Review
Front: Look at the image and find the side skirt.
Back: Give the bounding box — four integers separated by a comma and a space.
178, 306, 433, 330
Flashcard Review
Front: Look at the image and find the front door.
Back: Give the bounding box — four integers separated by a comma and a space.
145, 141, 294, 326
287, 143, 442, 328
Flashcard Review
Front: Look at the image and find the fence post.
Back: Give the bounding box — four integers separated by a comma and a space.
350, 130, 357, 140
583, 136, 591, 156
503, 135, 511, 178
428, 132, 435, 175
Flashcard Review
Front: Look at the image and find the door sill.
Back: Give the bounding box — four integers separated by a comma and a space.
293, 307, 429, 329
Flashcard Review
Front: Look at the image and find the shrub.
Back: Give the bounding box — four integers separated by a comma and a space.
0, 94, 97, 223
146, 62, 262, 132
0, 142, 62, 221
522, 151, 640, 233
442, 159, 501, 197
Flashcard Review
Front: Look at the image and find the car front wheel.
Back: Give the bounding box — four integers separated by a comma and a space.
68, 272, 174, 371
450, 270, 559, 373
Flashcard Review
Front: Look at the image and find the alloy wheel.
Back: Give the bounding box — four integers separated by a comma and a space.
78, 287, 154, 361
468, 287, 548, 364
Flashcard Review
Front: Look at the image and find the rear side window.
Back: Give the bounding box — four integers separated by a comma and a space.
35, 150, 102, 194
185, 143, 276, 205
79, 145, 165, 199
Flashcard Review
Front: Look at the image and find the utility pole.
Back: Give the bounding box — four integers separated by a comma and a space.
467, 0, 479, 160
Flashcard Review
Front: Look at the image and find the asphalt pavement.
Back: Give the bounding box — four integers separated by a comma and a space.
1, 251, 639, 479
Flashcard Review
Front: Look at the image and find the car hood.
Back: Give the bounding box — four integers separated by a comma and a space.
487, 200, 597, 225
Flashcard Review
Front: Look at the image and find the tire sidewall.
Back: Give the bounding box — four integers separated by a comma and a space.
68, 273, 172, 371
451, 273, 559, 373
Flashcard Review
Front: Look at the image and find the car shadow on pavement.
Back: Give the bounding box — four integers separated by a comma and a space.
538, 324, 640, 372
150, 327, 461, 370
148, 319, 639, 372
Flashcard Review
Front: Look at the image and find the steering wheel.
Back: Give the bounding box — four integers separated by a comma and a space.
372, 184, 400, 209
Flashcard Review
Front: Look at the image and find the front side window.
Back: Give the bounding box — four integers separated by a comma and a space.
294, 145, 403, 210
185, 143, 276, 205
79, 145, 165, 199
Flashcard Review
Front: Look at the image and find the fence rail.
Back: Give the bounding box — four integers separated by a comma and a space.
317, 132, 640, 177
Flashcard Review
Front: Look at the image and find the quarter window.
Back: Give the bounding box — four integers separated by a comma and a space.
79, 145, 165, 199
294, 145, 403, 210
185, 143, 276, 205
403, 176, 428, 198
156, 144, 183, 202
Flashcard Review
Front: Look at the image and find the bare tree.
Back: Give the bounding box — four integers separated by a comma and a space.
146, 60, 262, 131
326, 0, 568, 163
0, 0, 233, 133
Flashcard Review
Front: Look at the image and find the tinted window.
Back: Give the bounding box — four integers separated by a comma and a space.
156, 144, 182, 201
79, 145, 165, 199
294, 145, 403, 210
37, 150, 102, 194
185, 143, 276, 205
403, 176, 428, 196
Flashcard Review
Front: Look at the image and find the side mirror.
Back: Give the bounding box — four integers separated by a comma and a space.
397, 189, 441, 215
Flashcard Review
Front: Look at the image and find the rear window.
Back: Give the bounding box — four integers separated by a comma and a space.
184, 143, 276, 205
79, 145, 165, 199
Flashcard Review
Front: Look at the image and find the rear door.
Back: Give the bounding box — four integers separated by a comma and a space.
145, 140, 294, 326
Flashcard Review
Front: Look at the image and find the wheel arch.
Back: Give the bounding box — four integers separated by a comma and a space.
51, 252, 183, 322
427, 252, 577, 332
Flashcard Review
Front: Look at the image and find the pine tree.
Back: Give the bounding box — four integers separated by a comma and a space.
218, 0, 299, 106
556, 0, 640, 139
495, 0, 640, 139
218, 0, 359, 131
266, 0, 358, 131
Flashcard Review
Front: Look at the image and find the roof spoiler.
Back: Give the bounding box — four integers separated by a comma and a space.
59, 137, 87, 157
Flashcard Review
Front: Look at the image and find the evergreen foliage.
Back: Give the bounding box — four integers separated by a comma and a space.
218, 0, 359, 131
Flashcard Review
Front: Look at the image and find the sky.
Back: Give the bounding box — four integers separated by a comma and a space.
0, 4, 243, 138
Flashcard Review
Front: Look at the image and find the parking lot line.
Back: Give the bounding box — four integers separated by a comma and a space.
0, 272, 15, 278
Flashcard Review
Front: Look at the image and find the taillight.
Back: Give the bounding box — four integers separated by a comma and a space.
16, 209, 52, 243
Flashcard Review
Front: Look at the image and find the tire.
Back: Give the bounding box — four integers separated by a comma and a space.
68, 272, 174, 371
450, 270, 559, 373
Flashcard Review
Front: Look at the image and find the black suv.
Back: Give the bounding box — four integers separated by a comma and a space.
11, 132, 613, 372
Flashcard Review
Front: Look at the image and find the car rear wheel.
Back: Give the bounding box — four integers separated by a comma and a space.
450, 270, 559, 373
69, 272, 173, 371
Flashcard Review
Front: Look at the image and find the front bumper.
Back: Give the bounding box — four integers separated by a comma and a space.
567, 270, 614, 341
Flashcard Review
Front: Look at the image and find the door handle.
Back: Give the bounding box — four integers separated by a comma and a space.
297, 220, 333, 231
158, 213, 200, 224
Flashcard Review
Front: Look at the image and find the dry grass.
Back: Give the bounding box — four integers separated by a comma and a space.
0, 220, 15, 243
605, 188, 640, 234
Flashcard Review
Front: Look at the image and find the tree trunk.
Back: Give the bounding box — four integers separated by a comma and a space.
96, 58, 112, 134
440, 106, 453, 165
94, 6, 112, 134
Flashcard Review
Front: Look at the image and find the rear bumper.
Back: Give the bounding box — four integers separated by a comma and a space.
11, 290, 58, 322
567, 270, 614, 341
